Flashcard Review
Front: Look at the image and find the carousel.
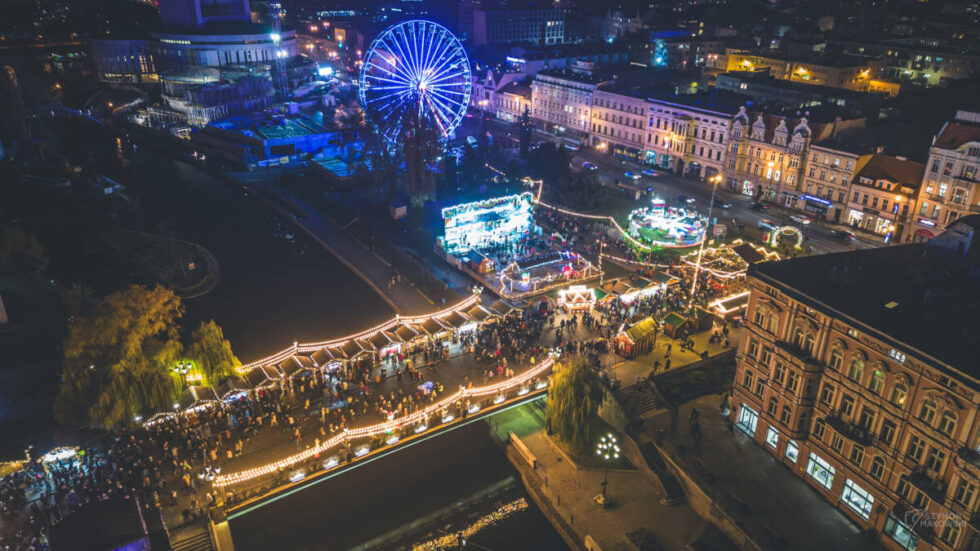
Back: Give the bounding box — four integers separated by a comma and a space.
627, 197, 707, 248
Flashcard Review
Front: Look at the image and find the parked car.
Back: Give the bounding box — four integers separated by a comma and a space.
625, 171, 642, 180
749, 202, 771, 211
582, 162, 598, 171
641, 169, 658, 177
790, 214, 812, 225
676, 194, 696, 204
715, 200, 732, 209
831, 229, 856, 240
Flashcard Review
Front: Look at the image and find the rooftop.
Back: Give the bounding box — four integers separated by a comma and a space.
535, 68, 612, 85
750, 216, 980, 376
728, 48, 878, 69
854, 154, 925, 187
935, 121, 980, 151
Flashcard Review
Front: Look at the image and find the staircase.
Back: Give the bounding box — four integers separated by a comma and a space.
169, 522, 214, 551
614, 381, 663, 418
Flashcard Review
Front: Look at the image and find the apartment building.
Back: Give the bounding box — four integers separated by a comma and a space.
845, 155, 925, 243
495, 82, 532, 123
531, 67, 611, 143
800, 143, 869, 223
643, 93, 737, 180
731, 216, 980, 551
726, 108, 814, 203
724, 49, 884, 92
912, 110, 980, 242
590, 87, 648, 162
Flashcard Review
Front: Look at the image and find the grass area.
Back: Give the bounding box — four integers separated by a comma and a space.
627, 528, 667, 551
550, 419, 635, 470
653, 355, 735, 406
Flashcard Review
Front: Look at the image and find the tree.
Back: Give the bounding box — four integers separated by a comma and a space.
55, 284, 184, 428
545, 358, 605, 453
518, 105, 532, 159
0, 224, 48, 272
402, 114, 440, 206
187, 320, 241, 387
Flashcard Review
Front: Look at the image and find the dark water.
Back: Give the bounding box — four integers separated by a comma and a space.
124, 149, 393, 360
228, 422, 567, 551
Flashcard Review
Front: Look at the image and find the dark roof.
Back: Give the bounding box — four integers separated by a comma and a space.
935, 121, 980, 150
50, 499, 146, 551
750, 236, 980, 376
733, 243, 765, 264
854, 154, 925, 188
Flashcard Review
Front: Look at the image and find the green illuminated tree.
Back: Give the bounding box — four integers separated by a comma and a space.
187, 319, 241, 387
518, 105, 532, 159
545, 358, 604, 453
55, 284, 184, 428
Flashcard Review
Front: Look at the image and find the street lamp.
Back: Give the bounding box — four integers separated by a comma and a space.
596, 433, 620, 503
691, 174, 722, 300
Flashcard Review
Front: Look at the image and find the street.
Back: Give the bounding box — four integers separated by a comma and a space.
462, 114, 886, 255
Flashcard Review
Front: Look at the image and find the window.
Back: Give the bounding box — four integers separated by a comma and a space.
760, 347, 772, 366
858, 407, 875, 430
785, 440, 799, 463
850, 444, 864, 466
884, 513, 919, 551
831, 433, 845, 453
767, 397, 778, 415
919, 399, 937, 425
737, 405, 759, 436
766, 426, 779, 448
954, 480, 976, 507
741, 369, 754, 389
925, 447, 946, 472
869, 370, 885, 395
841, 394, 855, 417
939, 521, 961, 547
819, 383, 836, 405
787, 371, 799, 392
828, 349, 843, 371
814, 418, 826, 439
806, 453, 836, 490
747, 339, 759, 358
907, 435, 925, 462
939, 410, 957, 437
773, 363, 786, 385
780, 406, 792, 425
891, 384, 907, 408
880, 420, 897, 446
870, 457, 885, 481
754, 376, 765, 397
889, 349, 906, 364
848, 359, 864, 383
842, 479, 874, 519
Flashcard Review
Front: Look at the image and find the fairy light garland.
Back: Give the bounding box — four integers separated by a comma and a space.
213, 357, 555, 487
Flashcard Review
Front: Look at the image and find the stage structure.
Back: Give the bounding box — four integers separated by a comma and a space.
627, 197, 707, 249
437, 193, 601, 298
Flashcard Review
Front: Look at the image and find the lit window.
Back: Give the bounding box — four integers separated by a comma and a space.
766, 426, 779, 448
806, 452, 835, 490
842, 479, 874, 519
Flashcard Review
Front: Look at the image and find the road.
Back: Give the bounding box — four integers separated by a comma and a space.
462, 115, 886, 255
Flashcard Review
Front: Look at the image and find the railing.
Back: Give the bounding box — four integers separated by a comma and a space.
774, 340, 822, 367
824, 414, 874, 447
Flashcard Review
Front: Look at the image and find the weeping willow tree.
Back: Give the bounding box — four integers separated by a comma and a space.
545, 358, 605, 454
187, 320, 241, 387
56, 284, 184, 429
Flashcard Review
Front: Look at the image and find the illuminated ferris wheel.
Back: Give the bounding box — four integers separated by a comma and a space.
358, 20, 472, 146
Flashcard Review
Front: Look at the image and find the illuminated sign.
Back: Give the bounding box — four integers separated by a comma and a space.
917, 218, 936, 227
801, 194, 832, 206
506, 56, 527, 64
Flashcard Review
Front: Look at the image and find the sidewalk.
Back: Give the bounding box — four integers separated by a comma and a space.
515, 428, 707, 551
643, 393, 878, 551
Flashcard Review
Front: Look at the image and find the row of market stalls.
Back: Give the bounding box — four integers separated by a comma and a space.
154, 299, 521, 421
613, 306, 718, 359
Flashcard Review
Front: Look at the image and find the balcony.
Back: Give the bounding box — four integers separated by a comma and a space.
904, 468, 947, 505
774, 340, 822, 368
824, 414, 874, 447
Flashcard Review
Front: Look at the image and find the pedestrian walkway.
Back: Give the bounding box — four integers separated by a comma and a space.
515, 429, 707, 551
643, 393, 879, 551
245, 179, 435, 315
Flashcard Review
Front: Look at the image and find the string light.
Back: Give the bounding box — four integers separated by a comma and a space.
213, 357, 555, 487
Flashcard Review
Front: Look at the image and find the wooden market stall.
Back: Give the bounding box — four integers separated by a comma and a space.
615, 316, 658, 359
661, 312, 689, 338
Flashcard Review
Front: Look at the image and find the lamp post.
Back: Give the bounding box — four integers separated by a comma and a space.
891, 194, 903, 244
596, 433, 620, 503
691, 174, 722, 300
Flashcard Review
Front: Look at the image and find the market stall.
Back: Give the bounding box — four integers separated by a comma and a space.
557, 284, 596, 311
244, 365, 281, 389
615, 316, 658, 358
216, 376, 251, 402
179, 385, 218, 412
661, 312, 689, 338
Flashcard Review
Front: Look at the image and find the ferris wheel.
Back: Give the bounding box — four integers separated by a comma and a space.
358, 20, 472, 146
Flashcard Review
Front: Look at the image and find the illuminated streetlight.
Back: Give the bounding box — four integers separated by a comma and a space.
596, 433, 620, 502
691, 174, 723, 299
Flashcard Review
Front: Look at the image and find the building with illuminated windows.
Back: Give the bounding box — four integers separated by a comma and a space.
911, 111, 980, 242
845, 155, 925, 242
731, 215, 980, 551
531, 66, 612, 143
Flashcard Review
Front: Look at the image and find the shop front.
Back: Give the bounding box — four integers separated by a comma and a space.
612, 144, 641, 162
911, 218, 937, 242
741, 180, 756, 196
848, 207, 893, 235
779, 191, 799, 208
801, 194, 831, 219
644, 150, 658, 166
736, 404, 758, 436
